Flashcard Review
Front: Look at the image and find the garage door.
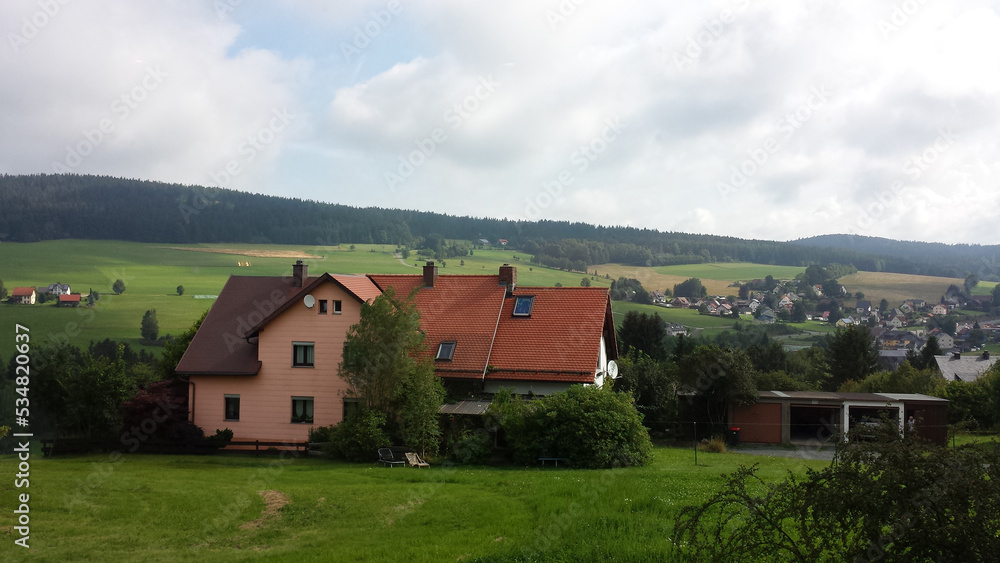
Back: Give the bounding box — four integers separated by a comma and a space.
732, 403, 782, 444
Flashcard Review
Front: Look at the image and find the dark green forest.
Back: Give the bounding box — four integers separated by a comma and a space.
2, 173, 998, 279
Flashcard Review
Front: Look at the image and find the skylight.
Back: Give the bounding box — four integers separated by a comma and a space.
513, 295, 535, 316
436, 341, 456, 361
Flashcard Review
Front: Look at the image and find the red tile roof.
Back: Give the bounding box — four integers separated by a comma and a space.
490, 287, 614, 383
59, 294, 81, 302
12, 287, 35, 296
368, 275, 615, 383
368, 274, 507, 379
179, 268, 617, 385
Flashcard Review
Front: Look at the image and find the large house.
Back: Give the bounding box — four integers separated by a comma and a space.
10, 287, 36, 304
934, 351, 998, 382
176, 262, 618, 443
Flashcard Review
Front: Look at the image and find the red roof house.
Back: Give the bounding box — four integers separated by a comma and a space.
11, 287, 36, 304
58, 293, 82, 307
176, 261, 618, 442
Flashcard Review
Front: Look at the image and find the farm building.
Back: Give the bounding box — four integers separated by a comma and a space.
729, 391, 949, 446
176, 261, 618, 443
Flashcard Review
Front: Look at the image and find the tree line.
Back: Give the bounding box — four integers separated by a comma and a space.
3, 173, 999, 279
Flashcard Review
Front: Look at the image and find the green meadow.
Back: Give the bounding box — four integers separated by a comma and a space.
0, 447, 829, 562
0, 241, 609, 359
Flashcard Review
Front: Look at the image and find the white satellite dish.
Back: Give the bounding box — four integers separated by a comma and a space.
607, 360, 619, 379
303, 294, 316, 308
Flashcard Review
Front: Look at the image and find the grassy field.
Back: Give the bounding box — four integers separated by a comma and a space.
836, 271, 966, 305
1, 240, 987, 359
0, 447, 829, 562
0, 241, 608, 359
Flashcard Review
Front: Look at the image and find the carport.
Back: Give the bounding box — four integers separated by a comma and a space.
729, 391, 949, 446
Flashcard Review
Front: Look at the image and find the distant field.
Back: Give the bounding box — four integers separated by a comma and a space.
597, 262, 804, 297
837, 271, 965, 305
612, 301, 741, 330
0, 241, 608, 359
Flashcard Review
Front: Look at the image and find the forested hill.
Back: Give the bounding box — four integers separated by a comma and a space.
792, 235, 1000, 282
0, 173, 993, 279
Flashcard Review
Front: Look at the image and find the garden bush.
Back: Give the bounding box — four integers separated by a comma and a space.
324, 409, 391, 463
494, 385, 652, 469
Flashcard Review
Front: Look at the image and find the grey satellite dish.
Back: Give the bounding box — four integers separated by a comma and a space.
303, 294, 316, 308
607, 360, 619, 379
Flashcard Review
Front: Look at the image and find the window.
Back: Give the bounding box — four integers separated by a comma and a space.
291, 397, 314, 424
513, 295, 535, 316
293, 342, 314, 367
224, 395, 240, 421
319, 299, 328, 314
436, 341, 456, 361
333, 300, 342, 314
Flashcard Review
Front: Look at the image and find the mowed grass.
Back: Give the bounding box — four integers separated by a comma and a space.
0, 241, 607, 359
0, 447, 828, 562
612, 301, 739, 330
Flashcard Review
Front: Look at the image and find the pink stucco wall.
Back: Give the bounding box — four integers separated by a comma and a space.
190, 281, 361, 443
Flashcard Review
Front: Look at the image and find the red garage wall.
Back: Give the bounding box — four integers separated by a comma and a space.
732, 402, 782, 444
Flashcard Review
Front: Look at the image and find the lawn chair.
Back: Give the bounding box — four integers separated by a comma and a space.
405, 452, 429, 468
378, 447, 405, 467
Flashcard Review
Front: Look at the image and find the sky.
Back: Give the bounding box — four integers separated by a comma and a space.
2, 1, 999, 245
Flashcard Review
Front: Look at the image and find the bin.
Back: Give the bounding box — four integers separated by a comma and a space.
727, 427, 741, 446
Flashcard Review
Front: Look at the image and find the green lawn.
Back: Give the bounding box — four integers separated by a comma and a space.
653, 262, 805, 282
0, 241, 607, 359
0, 447, 827, 562
611, 301, 741, 330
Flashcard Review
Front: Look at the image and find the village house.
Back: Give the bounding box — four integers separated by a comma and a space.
855, 300, 872, 314
57, 294, 82, 307
935, 351, 998, 382
176, 262, 618, 443
10, 287, 36, 304
931, 303, 949, 316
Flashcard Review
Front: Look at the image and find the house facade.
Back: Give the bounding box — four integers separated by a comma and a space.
176, 262, 618, 443
10, 287, 36, 304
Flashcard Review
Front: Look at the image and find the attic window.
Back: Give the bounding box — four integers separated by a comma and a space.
333, 300, 342, 314
513, 295, 535, 317
436, 341, 456, 361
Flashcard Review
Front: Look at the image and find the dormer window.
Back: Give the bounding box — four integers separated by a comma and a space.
513, 295, 535, 317
436, 341, 456, 361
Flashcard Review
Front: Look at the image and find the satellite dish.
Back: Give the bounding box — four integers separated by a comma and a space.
303, 294, 316, 308
607, 360, 619, 379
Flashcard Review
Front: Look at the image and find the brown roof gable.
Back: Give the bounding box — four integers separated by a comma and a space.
175, 273, 381, 376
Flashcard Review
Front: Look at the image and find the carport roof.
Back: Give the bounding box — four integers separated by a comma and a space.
759, 391, 947, 404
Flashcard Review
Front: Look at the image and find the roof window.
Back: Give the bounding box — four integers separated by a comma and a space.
513, 295, 535, 317
436, 341, 456, 361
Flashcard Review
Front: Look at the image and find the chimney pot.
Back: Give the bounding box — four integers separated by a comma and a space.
423, 261, 438, 288
292, 260, 307, 288
499, 263, 516, 292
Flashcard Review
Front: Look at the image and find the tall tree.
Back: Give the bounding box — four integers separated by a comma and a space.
112, 278, 126, 295
140, 309, 159, 341
827, 324, 879, 390
879, 298, 889, 314
674, 345, 757, 428
673, 277, 707, 299
618, 310, 667, 361
339, 287, 444, 447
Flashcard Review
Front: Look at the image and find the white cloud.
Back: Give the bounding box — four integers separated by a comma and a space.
3, 0, 1000, 244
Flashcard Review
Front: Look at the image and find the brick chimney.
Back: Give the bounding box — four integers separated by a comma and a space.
423, 261, 438, 288
499, 264, 516, 293
292, 260, 307, 288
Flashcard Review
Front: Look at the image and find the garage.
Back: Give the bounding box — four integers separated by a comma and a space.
729, 391, 950, 446
731, 402, 782, 444
789, 405, 840, 443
